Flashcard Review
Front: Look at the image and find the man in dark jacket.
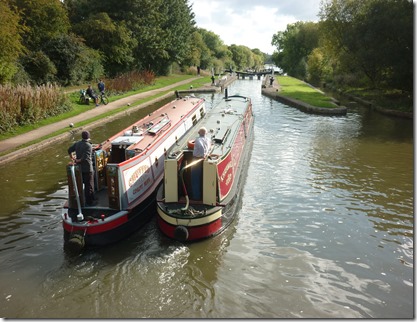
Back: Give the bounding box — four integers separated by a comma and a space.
98, 79, 105, 94
86, 85, 99, 107
68, 131, 95, 206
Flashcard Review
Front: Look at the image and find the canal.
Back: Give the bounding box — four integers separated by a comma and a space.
0, 79, 413, 318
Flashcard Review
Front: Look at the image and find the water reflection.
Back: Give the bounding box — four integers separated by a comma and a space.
212, 245, 393, 318
13, 218, 237, 318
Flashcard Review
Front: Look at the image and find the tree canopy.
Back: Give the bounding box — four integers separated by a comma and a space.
271, 0, 413, 93
0, 0, 26, 83
0, 0, 266, 86
271, 21, 319, 79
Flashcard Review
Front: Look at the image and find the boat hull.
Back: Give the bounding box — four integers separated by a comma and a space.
157, 93, 254, 242
62, 96, 206, 252
62, 188, 157, 251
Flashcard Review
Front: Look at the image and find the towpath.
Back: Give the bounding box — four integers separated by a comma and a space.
0, 77, 204, 165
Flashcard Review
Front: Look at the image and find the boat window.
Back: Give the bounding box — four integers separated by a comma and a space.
192, 115, 197, 126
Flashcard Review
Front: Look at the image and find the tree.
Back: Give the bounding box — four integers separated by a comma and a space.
251, 49, 265, 71
21, 51, 57, 84
319, 0, 413, 92
229, 45, 256, 70
306, 47, 333, 86
72, 12, 137, 77
66, 0, 196, 76
271, 21, 319, 79
130, 0, 196, 75
13, 0, 70, 51
199, 29, 231, 61
183, 30, 212, 69
43, 34, 104, 85
0, 0, 26, 84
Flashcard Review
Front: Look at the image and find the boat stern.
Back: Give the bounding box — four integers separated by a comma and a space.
156, 201, 223, 241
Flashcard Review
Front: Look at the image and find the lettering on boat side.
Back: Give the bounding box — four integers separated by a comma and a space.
220, 160, 232, 183
124, 160, 154, 203
128, 165, 150, 187
133, 177, 151, 195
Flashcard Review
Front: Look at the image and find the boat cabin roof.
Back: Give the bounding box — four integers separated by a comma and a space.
100, 96, 204, 159
173, 95, 251, 157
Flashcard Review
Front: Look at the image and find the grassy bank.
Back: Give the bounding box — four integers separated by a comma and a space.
342, 88, 412, 113
277, 76, 336, 108
0, 74, 210, 141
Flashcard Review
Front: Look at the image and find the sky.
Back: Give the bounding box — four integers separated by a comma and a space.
191, 0, 322, 55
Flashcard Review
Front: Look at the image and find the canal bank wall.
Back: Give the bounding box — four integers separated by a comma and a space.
177, 75, 237, 95
261, 75, 347, 116
324, 85, 413, 119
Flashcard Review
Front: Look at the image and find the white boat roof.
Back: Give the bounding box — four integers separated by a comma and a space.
101, 96, 205, 153
171, 95, 251, 156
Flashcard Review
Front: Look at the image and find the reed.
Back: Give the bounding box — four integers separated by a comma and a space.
0, 83, 71, 134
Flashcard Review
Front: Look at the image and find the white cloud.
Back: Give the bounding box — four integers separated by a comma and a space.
191, 0, 321, 54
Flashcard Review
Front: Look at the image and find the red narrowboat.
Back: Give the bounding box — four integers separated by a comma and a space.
62, 95, 206, 252
156, 90, 254, 241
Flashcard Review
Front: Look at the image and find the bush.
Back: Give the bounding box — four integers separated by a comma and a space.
106, 70, 155, 94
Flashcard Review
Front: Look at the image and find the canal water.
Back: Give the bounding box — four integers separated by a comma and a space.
0, 79, 413, 318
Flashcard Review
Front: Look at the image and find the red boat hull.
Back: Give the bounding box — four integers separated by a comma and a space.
157, 215, 222, 241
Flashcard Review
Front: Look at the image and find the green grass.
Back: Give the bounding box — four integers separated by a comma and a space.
277, 76, 336, 108
0, 74, 210, 141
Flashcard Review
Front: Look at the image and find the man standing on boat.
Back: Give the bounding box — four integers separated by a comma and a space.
68, 131, 95, 206
192, 127, 211, 199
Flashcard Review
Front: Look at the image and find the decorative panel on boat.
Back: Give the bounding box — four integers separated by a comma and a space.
164, 158, 179, 203
203, 161, 217, 206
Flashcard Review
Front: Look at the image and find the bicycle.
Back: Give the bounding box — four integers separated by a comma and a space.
79, 89, 90, 105
98, 91, 109, 105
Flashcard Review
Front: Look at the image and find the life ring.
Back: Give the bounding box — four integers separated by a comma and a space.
187, 140, 195, 149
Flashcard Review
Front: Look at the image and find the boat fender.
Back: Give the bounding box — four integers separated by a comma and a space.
65, 232, 85, 254
174, 226, 189, 241
187, 140, 195, 149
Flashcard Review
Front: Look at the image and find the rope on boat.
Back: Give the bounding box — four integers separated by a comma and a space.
168, 206, 203, 217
